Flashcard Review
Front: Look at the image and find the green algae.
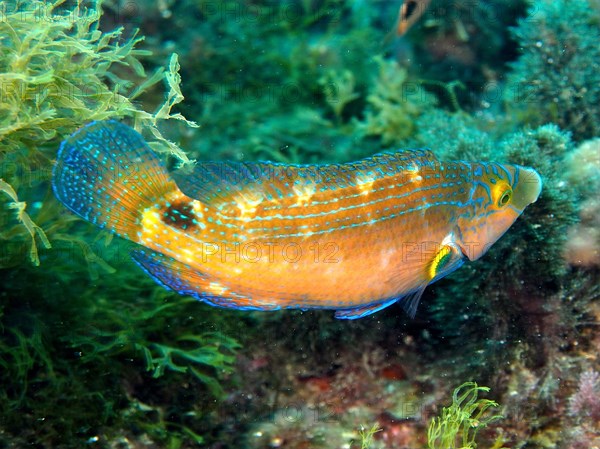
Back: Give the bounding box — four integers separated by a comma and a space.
355, 55, 437, 145
506, 0, 600, 140
0, 0, 196, 267
157, 0, 428, 164
359, 423, 383, 449
0, 1, 236, 447
0, 179, 51, 266
1, 259, 243, 447
427, 382, 504, 449
419, 115, 579, 374
0, 0, 599, 447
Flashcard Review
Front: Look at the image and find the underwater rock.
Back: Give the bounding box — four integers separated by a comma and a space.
564, 138, 600, 267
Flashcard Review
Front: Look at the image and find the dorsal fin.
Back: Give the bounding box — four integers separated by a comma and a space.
171, 149, 437, 207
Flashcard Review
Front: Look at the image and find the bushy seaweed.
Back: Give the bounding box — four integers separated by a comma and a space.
355, 56, 436, 146
136, 0, 436, 164
0, 0, 195, 267
0, 1, 239, 447
427, 382, 504, 449
506, 0, 600, 140
0, 261, 242, 447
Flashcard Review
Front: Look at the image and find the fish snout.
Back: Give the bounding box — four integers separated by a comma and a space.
512, 166, 543, 211
457, 207, 522, 261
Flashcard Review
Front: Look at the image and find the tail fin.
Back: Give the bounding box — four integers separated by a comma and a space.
52, 121, 177, 241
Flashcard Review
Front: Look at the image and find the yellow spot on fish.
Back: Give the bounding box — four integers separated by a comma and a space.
235, 192, 263, 221
182, 248, 195, 264
141, 208, 161, 228
356, 174, 375, 195
192, 199, 204, 215
209, 282, 227, 295
140, 208, 162, 244
293, 184, 316, 205
406, 164, 422, 183
165, 190, 186, 202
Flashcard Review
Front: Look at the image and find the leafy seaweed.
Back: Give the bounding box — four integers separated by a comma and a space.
0, 0, 196, 268
0, 2, 237, 447
427, 382, 504, 449
355, 55, 437, 145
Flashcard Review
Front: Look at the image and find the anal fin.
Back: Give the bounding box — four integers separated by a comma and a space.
334, 285, 427, 320
334, 298, 399, 320
131, 249, 272, 311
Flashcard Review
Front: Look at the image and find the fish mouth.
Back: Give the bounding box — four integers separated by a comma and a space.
513, 167, 543, 210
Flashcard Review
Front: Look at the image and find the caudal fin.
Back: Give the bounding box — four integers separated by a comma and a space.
52, 121, 177, 241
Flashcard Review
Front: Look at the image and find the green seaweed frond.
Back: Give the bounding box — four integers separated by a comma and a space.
319, 69, 360, 121
139, 53, 199, 164
358, 423, 382, 449
355, 55, 436, 145
0, 0, 197, 266
140, 332, 241, 398
427, 382, 504, 449
122, 397, 206, 447
0, 0, 197, 157
418, 79, 466, 112
0, 179, 51, 265
0, 318, 55, 403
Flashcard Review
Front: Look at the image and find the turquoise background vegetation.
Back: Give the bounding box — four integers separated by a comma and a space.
1, 0, 599, 447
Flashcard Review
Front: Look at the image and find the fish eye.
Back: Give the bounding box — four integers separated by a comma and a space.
498, 188, 512, 207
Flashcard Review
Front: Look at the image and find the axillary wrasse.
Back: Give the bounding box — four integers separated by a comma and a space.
52, 121, 542, 319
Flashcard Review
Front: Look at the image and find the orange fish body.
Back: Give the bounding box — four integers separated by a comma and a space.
53, 121, 542, 319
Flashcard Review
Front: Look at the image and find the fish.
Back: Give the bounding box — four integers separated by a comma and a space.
396, 0, 431, 36
52, 121, 542, 319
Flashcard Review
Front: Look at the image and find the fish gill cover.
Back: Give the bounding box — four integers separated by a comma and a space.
0, 0, 599, 448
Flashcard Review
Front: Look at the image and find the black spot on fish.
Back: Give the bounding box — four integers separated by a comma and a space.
162, 201, 197, 231
403, 0, 418, 20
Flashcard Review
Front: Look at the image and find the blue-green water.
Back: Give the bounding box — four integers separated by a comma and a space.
0, 1, 599, 448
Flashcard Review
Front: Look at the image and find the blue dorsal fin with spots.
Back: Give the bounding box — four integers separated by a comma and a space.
171, 149, 438, 207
